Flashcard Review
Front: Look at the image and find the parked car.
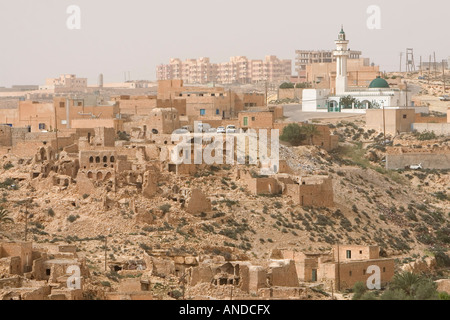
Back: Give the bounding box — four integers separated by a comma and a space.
181, 125, 193, 132
197, 123, 211, 132
217, 126, 226, 134
226, 125, 237, 133
173, 128, 189, 135
439, 95, 450, 101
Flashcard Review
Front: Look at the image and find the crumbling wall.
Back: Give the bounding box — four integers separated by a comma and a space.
142, 171, 157, 198
268, 260, 299, 287
0, 125, 12, 147
91, 127, 116, 147
286, 176, 334, 207
189, 266, 214, 286
186, 189, 211, 215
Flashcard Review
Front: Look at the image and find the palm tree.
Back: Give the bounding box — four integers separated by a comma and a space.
300, 124, 321, 146
0, 207, 13, 230
390, 272, 425, 296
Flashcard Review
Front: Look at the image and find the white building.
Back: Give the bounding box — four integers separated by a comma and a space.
39, 74, 87, 93
302, 89, 330, 112
302, 27, 414, 113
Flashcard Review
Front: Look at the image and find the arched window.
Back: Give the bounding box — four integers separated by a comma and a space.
89, 156, 94, 163
103, 156, 107, 163
97, 172, 103, 180
95, 156, 100, 163
110, 156, 115, 163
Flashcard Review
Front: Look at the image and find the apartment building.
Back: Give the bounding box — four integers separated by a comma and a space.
306, 58, 380, 90
157, 56, 291, 85
39, 74, 88, 93
295, 50, 362, 80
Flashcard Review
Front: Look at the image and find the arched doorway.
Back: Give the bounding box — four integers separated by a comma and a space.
361, 100, 372, 109
328, 100, 340, 112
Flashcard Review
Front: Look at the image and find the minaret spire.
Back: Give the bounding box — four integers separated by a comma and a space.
334, 26, 349, 94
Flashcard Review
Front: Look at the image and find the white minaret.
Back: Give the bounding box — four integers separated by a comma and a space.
333, 26, 349, 95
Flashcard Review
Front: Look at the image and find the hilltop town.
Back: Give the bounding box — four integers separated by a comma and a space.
0, 28, 449, 301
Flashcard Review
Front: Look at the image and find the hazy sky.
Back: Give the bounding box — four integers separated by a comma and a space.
0, 0, 448, 87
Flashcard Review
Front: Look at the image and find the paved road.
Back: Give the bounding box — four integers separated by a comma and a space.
283, 104, 362, 122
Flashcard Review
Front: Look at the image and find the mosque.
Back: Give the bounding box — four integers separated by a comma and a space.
302, 27, 412, 113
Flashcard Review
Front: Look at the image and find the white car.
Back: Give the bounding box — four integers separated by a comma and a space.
217, 126, 226, 134
226, 125, 237, 133
173, 128, 189, 135
197, 123, 211, 132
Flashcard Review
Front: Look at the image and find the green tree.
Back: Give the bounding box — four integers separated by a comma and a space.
385, 272, 439, 300
390, 272, 426, 296
279, 82, 295, 89
380, 289, 409, 300
300, 124, 321, 146
295, 82, 311, 89
438, 292, 450, 300
117, 131, 130, 141
0, 207, 13, 230
280, 123, 306, 146
339, 95, 358, 108
352, 282, 367, 300
360, 292, 378, 300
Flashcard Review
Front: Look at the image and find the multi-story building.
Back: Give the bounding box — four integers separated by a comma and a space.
157, 56, 291, 85
39, 74, 88, 93
295, 50, 362, 80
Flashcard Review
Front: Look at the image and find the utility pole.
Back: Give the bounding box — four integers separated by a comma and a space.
53, 101, 59, 153
443, 60, 447, 93
24, 205, 28, 242
405, 81, 408, 107
382, 101, 386, 143
104, 228, 110, 272
104, 235, 107, 271
336, 243, 341, 292
399, 52, 403, 73
428, 55, 431, 84
434, 52, 437, 79
420, 56, 422, 76
265, 81, 268, 107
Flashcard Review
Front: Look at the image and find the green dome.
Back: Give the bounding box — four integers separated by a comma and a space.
369, 76, 390, 89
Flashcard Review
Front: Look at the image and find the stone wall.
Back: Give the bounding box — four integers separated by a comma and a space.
386, 152, 450, 170
277, 88, 303, 101
0, 125, 12, 146
326, 259, 395, 291
286, 176, 334, 207
412, 123, 450, 136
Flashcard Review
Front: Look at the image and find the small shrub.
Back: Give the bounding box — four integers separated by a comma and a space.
3, 163, 13, 170
67, 215, 79, 223
159, 204, 171, 214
